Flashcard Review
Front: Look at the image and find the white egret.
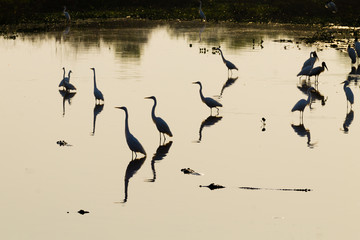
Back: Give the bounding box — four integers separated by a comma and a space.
325, 1, 337, 13
58, 67, 67, 89
193, 81, 222, 115
216, 48, 238, 76
308, 62, 328, 82
291, 87, 315, 121
116, 106, 146, 159
145, 96, 173, 143
90, 68, 104, 105
63, 6, 71, 23
342, 80, 354, 108
199, 1, 206, 22
348, 44, 357, 64
63, 70, 76, 92
355, 37, 360, 57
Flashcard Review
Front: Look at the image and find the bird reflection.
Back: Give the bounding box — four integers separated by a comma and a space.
59, 89, 76, 116
347, 66, 358, 82
199, 22, 206, 42
219, 76, 238, 97
297, 80, 327, 106
197, 115, 223, 142
146, 141, 173, 183
122, 156, 146, 203
63, 26, 70, 35
291, 123, 315, 148
342, 109, 354, 133
91, 104, 104, 136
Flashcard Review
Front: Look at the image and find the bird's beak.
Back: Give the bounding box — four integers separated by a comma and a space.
144, 96, 151, 99
324, 64, 328, 71
192, 82, 197, 84
115, 107, 121, 109
341, 81, 346, 84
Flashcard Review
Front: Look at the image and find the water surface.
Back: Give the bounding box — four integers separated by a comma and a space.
1, 21, 359, 240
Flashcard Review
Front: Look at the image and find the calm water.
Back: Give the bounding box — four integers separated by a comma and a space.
1, 21, 360, 239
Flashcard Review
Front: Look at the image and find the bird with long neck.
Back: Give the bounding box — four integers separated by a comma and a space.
308, 61, 328, 82
291, 87, 315, 121
216, 48, 238, 76
64, 70, 76, 92
193, 81, 222, 115
90, 68, 104, 105
58, 67, 67, 89
145, 96, 173, 144
116, 106, 146, 159
199, 1, 206, 21
63, 6, 70, 24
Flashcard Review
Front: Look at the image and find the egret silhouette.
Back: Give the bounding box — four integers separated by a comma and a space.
63, 6, 70, 23
216, 48, 238, 76
291, 87, 315, 121
58, 67, 67, 90
63, 70, 76, 92
199, 1, 206, 21
325, 1, 337, 13
342, 80, 354, 109
193, 81, 222, 115
355, 37, 360, 57
302, 51, 318, 69
116, 106, 146, 159
308, 62, 328, 82
145, 96, 173, 144
90, 68, 104, 105
348, 44, 357, 64
297, 65, 313, 80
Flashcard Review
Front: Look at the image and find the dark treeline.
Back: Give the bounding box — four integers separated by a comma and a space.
0, 0, 359, 26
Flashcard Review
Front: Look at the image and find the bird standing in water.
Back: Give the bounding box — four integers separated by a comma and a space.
116, 106, 146, 159
291, 87, 315, 121
342, 80, 354, 109
193, 81, 222, 115
216, 48, 238, 76
90, 68, 104, 105
145, 96, 173, 144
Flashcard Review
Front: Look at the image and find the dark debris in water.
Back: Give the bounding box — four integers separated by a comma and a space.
181, 168, 202, 176
239, 186, 312, 192
78, 209, 90, 215
199, 183, 225, 190
57, 140, 70, 146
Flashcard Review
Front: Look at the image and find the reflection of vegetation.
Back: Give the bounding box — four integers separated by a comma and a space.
1, 0, 360, 27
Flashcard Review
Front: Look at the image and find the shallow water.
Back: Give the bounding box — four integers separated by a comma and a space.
1, 21, 360, 240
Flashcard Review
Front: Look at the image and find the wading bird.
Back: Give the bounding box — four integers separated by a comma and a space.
116, 106, 146, 159
342, 80, 354, 109
308, 62, 328, 82
58, 67, 67, 89
325, 1, 337, 13
291, 87, 315, 121
63, 6, 70, 24
355, 37, 360, 57
145, 96, 173, 144
193, 81, 222, 115
90, 68, 104, 105
63, 70, 76, 92
199, 1, 206, 22
302, 51, 318, 69
348, 44, 357, 64
216, 48, 238, 76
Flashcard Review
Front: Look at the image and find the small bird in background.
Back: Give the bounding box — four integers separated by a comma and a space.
325, 1, 338, 13
63, 6, 71, 24
199, 1, 206, 22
